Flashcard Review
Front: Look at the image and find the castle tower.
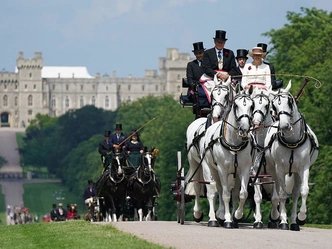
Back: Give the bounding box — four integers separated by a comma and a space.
16, 52, 48, 127
159, 48, 191, 99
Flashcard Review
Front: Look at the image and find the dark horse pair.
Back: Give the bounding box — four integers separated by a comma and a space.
94, 147, 161, 221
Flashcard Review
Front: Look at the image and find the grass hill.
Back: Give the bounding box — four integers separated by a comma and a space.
0, 220, 168, 249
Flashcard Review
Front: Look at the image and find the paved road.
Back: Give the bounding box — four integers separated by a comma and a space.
0, 128, 25, 208
111, 221, 332, 249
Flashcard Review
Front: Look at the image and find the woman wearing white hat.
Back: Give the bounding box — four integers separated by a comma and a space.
241, 47, 271, 90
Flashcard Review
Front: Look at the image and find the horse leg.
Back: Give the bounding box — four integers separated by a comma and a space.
233, 174, 249, 226
253, 184, 263, 229
297, 168, 310, 225
277, 172, 289, 230
191, 159, 204, 222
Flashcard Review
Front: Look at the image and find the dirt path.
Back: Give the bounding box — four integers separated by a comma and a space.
110, 221, 332, 249
0, 128, 61, 210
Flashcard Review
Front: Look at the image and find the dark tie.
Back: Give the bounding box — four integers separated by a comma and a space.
218, 51, 222, 60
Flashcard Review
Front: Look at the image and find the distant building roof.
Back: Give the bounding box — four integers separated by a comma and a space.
41, 66, 94, 78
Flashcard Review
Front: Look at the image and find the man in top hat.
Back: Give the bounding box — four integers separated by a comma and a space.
98, 130, 112, 170
202, 30, 237, 82
232, 49, 249, 84
109, 124, 127, 149
83, 179, 96, 204
256, 43, 280, 89
183, 42, 206, 106
187, 42, 206, 91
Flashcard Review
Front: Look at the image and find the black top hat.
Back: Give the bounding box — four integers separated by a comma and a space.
214, 30, 228, 41
115, 124, 122, 130
236, 49, 248, 59
88, 180, 94, 185
257, 43, 268, 53
104, 130, 111, 137
192, 42, 205, 52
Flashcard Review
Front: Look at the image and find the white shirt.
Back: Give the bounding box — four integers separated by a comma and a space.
241, 62, 271, 90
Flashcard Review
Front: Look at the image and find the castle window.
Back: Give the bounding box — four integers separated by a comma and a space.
128, 85, 131, 91
81, 85, 83, 91
155, 85, 159, 91
29, 73, 32, 78
25, 84, 27, 89
80, 96, 84, 107
34, 84, 36, 89
65, 96, 70, 108
4, 84, 7, 90
106, 86, 108, 91
52, 96, 56, 108
105, 96, 109, 108
66, 85, 69, 91
177, 74, 181, 80
92, 85, 95, 90
28, 95, 33, 106
92, 96, 96, 106
53, 85, 55, 90
15, 96, 18, 106
3, 95, 8, 106
177, 85, 181, 92
142, 85, 145, 91
15, 84, 18, 90
28, 110, 33, 115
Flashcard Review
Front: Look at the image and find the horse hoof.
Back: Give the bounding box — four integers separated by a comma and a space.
217, 218, 225, 226
296, 217, 306, 226
232, 214, 242, 223
267, 221, 278, 229
290, 223, 300, 231
253, 222, 264, 229
207, 220, 219, 227
223, 222, 233, 229
279, 223, 289, 230
193, 213, 203, 223
269, 213, 280, 223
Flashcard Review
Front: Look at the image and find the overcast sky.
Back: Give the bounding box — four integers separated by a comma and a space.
1, 0, 331, 78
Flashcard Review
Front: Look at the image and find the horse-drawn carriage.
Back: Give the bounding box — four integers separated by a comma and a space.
93, 147, 161, 222
173, 79, 319, 231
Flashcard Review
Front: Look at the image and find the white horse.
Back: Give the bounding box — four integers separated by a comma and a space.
264, 81, 319, 231
249, 87, 275, 228
201, 85, 254, 228
185, 80, 233, 225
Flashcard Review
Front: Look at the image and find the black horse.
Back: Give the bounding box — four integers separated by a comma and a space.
95, 148, 129, 222
128, 147, 161, 221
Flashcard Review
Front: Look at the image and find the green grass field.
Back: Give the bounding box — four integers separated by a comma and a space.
23, 182, 87, 219
0, 220, 170, 249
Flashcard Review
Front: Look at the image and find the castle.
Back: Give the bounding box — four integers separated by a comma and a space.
0, 48, 192, 128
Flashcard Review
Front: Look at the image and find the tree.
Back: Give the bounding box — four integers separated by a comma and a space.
263, 7, 332, 223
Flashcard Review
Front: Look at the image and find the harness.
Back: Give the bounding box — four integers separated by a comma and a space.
263, 93, 319, 176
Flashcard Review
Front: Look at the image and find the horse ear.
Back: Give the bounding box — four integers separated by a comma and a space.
285, 80, 292, 92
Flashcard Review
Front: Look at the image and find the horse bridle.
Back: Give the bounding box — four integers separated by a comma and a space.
210, 84, 229, 112
252, 93, 270, 123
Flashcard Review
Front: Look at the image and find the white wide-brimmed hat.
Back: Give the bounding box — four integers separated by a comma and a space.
248, 47, 266, 57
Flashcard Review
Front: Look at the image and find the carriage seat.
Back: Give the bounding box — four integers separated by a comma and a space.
180, 78, 210, 110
